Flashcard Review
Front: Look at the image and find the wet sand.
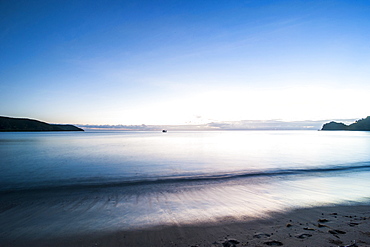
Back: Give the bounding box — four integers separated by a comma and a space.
3, 203, 370, 247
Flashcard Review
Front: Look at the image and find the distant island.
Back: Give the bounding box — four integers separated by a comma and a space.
0, 116, 84, 132
322, 116, 370, 131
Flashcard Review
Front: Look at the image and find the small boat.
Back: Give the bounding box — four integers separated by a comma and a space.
162, 129, 167, 133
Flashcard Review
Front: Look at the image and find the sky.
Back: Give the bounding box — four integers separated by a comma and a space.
1, 0, 370, 126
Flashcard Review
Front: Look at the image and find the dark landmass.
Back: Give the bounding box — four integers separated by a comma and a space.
322, 116, 370, 131
321, 121, 349, 130
0, 116, 84, 132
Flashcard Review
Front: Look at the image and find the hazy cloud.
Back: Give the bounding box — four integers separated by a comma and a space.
77, 119, 357, 131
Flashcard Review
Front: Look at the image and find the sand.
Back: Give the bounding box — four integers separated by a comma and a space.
2, 203, 370, 247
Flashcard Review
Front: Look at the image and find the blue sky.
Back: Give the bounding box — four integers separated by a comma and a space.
1, 0, 370, 125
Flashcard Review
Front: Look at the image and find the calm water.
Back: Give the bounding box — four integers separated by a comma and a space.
1, 130, 370, 240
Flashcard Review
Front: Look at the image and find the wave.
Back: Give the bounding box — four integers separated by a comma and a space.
1, 162, 370, 194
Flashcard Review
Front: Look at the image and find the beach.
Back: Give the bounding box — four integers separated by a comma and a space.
1, 131, 370, 246
4, 0, 370, 245
2, 203, 369, 247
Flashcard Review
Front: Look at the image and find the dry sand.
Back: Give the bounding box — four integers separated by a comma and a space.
3, 203, 370, 247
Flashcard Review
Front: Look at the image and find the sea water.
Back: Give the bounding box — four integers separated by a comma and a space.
1, 130, 370, 240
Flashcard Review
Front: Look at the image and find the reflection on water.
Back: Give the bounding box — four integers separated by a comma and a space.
1, 131, 370, 191
0, 130, 370, 240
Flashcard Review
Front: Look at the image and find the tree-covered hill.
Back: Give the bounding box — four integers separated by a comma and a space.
0, 116, 84, 132
322, 116, 370, 131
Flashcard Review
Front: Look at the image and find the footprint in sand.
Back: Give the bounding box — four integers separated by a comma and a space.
318, 223, 328, 228
328, 229, 346, 235
348, 222, 359, 227
263, 240, 284, 246
253, 233, 271, 238
303, 227, 315, 231
296, 233, 313, 239
318, 218, 329, 223
222, 239, 240, 247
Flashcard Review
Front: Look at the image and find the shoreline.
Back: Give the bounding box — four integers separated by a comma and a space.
3, 203, 370, 247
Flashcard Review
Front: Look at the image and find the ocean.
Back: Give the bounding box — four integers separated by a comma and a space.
1, 130, 370, 241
